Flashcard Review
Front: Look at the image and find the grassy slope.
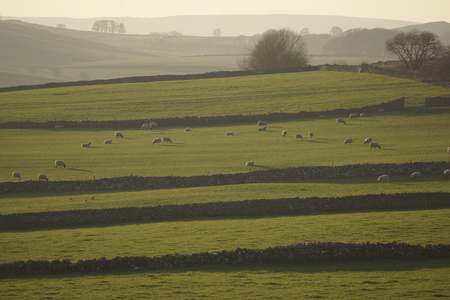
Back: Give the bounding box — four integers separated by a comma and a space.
1, 71, 449, 122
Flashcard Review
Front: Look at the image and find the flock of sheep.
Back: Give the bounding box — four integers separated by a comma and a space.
10, 115, 450, 183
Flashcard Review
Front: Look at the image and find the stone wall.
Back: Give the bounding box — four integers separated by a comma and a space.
1, 242, 448, 276
425, 96, 450, 107
1, 161, 447, 193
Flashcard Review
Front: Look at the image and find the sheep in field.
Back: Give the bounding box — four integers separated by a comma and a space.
149, 122, 159, 129
444, 169, 450, 178
369, 142, 381, 149
55, 160, 66, 168
360, 113, 366, 117
81, 142, 91, 148
104, 140, 112, 144
410, 171, 421, 180
377, 174, 389, 182
344, 138, 353, 144
282, 130, 287, 137
162, 137, 172, 143
257, 121, 267, 126
115, 132, 124, 138
295, 133, 303, 140
185, 127, 191, 132
38, 174, 48, 181
225, 131, 234, 136
141, 123, 150, 130
337, 118, 346, 124
152, 138, 162, 144
257, 127, 266, 131
349, 113, 359, 119
363, 137, 373, 144
246, 161, 254, 166
12, 171, 21, 181
308, 132, 313, 138
447, 146, 450, 153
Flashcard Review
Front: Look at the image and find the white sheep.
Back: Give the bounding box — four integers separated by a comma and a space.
282, 130, 287, 137
55, 160, 66, 168
150, 122, 159, 129
377, 174, 389, 182
257, 127, 266, 131
104, 140, 112, 144
257, 121, 267, 126
360, 113, 366, 117
344, 138, 353, 144
162, 137, 172, 143
363, 137, 373, 144
38, 174, 49, 181
369, 141, 381, 149
226, 131, 234, 136
349, 113, 359, 119
81, 142, 91, 148
12, 171, 21, 181
308, 132, 313, 138
246, 161, 254, 166
410, 171, 421, 180
444, 169, 450, 178
447, 146, 450, 153
115, 132, 124, 138
141, 123, 150, 130
184, 127, 191, 132
295, 133, 303, 140
152, 138, 162, 144
337, 118, 346, 124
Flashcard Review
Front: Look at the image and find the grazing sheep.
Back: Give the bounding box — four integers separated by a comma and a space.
141, 123, 150, 130
308, 132, 313, 138
363, 137, 373, 144
360, 113, 366, 117
149, 122, 159, 129
369, 141, 381, 149
81, 142, 91, 148
410, 171, 421, 180
104, 140, 112, 144
336, 118, 346, 124
295, 133, 303, 140
447, 146, 450, 153
38, 174, 48, 181
184, 127, 191, 132
152, 138, 162, 144
12, 171, 21, 181
344, 138, 353, 144
226, 131, 234, 136
377, 174, 389, 182
349, 113, 359, 119
162, 137, 172, 143
282, 130, 287, 137
257, 121, 267, 126
257, 127, 266, 131
444, 169, 450, 178
246, 161, 254, 166
115, 132, 124, 138
55, 160, 66, 168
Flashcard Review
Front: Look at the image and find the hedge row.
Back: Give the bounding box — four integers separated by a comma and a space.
0, 97, 405, 129
1, 161, 448, 193
1, 242, 448, 276
1, 192, 449, 230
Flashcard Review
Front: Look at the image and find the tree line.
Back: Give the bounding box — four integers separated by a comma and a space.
92, 20, 126, 34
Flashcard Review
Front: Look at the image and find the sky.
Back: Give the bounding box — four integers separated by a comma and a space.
1, 0, 450, 23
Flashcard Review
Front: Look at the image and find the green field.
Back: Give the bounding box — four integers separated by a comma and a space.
1, 71, 449, 299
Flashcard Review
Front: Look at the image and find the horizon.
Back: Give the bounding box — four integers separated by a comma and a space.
2, 0, 450, 23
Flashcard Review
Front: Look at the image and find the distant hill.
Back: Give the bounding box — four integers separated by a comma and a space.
3, 14, 420, 36
394, 21, 450, 44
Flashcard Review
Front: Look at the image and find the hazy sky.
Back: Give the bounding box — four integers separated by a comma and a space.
2, 0, 449, 23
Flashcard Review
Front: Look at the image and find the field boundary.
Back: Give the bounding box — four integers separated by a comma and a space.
1, 192, 449, 230
1, 242, 448, 276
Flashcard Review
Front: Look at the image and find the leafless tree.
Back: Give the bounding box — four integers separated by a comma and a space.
213, 28, 222, 37
238, 28, 309, 71
329, 26, 342, 37
385, 30, 444, 71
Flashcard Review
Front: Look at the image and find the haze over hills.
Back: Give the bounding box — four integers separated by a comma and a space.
3, 14, 420, 36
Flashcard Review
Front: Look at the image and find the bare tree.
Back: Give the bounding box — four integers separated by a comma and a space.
329, 26, 342, 37
300, 27, 310, 35
385, 30, 444, 71
213, 28, 222, 37
238, 28, 309, 71
92, 20, 126, 34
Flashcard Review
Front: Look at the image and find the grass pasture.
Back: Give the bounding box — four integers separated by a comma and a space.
1, 112, 449, 182
1, 71, 450, 299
